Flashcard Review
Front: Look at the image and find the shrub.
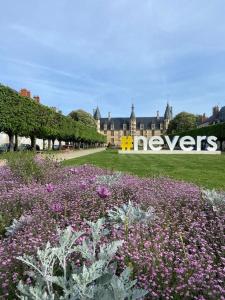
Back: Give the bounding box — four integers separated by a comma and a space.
5, 152, 63, 184
17, 218, 147, 300
202, 189, 225, 212
5, 152, 43, 183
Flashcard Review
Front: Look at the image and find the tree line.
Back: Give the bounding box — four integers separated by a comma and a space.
0, 84, 106, 151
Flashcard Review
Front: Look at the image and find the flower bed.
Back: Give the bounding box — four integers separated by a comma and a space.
0, 159, 224, 299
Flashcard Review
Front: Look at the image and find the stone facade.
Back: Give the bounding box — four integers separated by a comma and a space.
199, 105, 225, 127
93, 104, 173, 147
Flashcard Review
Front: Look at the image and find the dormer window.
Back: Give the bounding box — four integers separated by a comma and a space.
104, 123, 107, 131
123, 123, 127, 130
140, 123, 144, 130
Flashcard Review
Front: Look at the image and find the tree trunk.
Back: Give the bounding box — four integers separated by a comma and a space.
8, 133, 14, 152
15, 134, 18, 151
48, 139, 51, 150
59, 140, 62, 150
43, 139, 46, 151
52, 139, 55, 150
31, 136, 36, 151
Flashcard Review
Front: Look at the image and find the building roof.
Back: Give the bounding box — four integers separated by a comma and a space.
100, 117, 164, 130
93, 107, 101, 120
219, 106, 225, 122
130, 104, 136, 119
164, 103, 173, 119
201, 106, 225, 125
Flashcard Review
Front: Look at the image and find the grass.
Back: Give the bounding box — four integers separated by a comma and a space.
63, 149, 225, 190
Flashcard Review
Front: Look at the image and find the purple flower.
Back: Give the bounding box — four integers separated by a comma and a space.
50, 202, 63, 213
70, 168, 78, 174
96, 186, 111, 198
89, 176, 96, 184
79, 181, 87, 190
46, 183, 54, 193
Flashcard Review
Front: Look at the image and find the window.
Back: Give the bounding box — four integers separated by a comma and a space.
111, 123, 114, 130
111, 130, 114, 136
151, 123, 155, 130
104, 123, 107, 131
140, 123, 144, 130
123, 123, 127, 130
160, 123, 163, 130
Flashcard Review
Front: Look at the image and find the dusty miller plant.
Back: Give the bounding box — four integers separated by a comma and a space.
202, 189, 225, 212
17, 218, 147, 300
5, 215, 33, 237
107, 201, 155, 228
95, 172, 123, 187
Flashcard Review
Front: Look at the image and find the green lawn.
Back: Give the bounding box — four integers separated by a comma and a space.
63, 150, 225, 190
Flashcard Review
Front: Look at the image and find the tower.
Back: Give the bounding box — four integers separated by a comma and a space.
19, 88, 31, 98
130, 104, 136, 136
93, 106, 101, 132
164, 102, 173, 130
212, 105, 220, 117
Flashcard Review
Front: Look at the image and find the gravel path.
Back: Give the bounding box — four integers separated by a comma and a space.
0, 160, 6, 167
44, 148, 106, 162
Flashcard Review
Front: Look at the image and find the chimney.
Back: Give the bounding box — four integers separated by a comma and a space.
156, 110, 159, 120
20, 88, 31, 98
33, 96, 40, 103
212, 106, 219, 117
201, 113, 207, 123
108, 112, 111, 120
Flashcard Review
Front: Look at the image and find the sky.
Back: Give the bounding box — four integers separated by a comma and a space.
0, 0, 225, 118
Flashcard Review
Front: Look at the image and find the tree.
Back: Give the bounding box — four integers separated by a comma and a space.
0, 84, 106, 151
69, 109, 96, 128
167, 112, 198, 134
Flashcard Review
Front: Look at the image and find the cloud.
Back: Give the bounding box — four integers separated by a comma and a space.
0, 0, 225, 117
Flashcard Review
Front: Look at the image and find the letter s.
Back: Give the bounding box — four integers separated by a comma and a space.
207, 136, 218, 151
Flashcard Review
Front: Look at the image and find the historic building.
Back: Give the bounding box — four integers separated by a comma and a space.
199, 105, 225, 127
93, 103, 173, 146
19, 88, 40, 103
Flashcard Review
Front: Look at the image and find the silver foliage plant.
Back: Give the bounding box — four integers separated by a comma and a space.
5, 215, 33, 237
17, 218, 148, 300
107, 201, 155, 228
202, 189, 225, 212
95, 172, 123, 187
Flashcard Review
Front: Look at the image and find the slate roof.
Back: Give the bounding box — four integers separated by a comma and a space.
100, 117, 164, 130
201, 106, 225, 125
93, 107, 101, 120
130, 104, 136, 119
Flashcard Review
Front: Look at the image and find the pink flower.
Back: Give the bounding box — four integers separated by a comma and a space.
46, 183, 54, 193
96, 186, 111, 198
50, 202, 63, 213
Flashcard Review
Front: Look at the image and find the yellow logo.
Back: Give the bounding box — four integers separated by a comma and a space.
121, 136, 133, 151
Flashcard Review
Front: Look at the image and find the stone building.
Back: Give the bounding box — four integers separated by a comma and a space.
19, 88, 40, 103
199, 105, 225, 127
93, 103, 173, 146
